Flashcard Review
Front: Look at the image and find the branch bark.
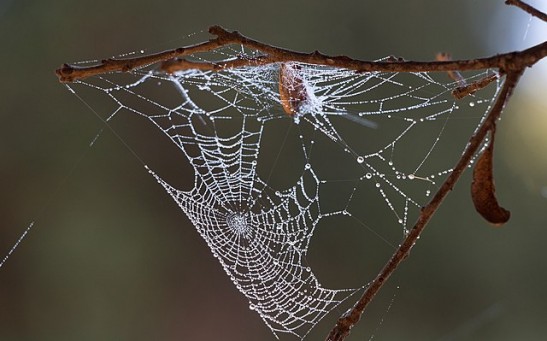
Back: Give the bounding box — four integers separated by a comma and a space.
56, 27, 547, 83
506, 0, 547, 21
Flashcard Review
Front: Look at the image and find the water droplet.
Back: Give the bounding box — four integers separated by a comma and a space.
357, 156, 364, 164
304, 163, 311, 169
375, 183, 381, 188
275, 191, 281, 196
140, 49, 145, 54
365, 173, 373, 179
469, 102, 475, 107
408, 174, 415, 180
398, 218, 403, 224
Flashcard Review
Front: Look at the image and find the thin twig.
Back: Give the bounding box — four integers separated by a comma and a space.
161, 55, 273, 73
325, 69, 523, 341
56, 26, 547, 83
506, 0, 547, 22
56, 38, 228, 82
452, 74, 500, 99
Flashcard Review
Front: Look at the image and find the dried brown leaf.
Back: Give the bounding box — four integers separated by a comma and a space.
278, 63, 308, 115
471, 129, 511, 226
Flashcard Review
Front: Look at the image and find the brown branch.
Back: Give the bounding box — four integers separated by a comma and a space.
161, 55, 273, 73
56, 38, 229, 82
452, 74, 500, 99
435, 52, 500, 99
325, 69, 523, 341
56, 25, 547, 83
506, 0, 547, 22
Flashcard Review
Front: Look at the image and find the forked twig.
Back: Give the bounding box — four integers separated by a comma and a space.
325, 69, 523, 341
55, 1, 546, 340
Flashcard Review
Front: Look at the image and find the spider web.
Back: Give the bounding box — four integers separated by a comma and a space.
64, 43, 502, 339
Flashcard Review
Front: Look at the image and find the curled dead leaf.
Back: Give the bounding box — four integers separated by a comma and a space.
471, 129, 511, 226
279, 63, 308, 115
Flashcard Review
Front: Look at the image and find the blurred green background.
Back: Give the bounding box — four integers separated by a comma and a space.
1, 0, 546, 340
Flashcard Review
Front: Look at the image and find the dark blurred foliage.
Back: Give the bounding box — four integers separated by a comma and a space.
0, 1, 546, 340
